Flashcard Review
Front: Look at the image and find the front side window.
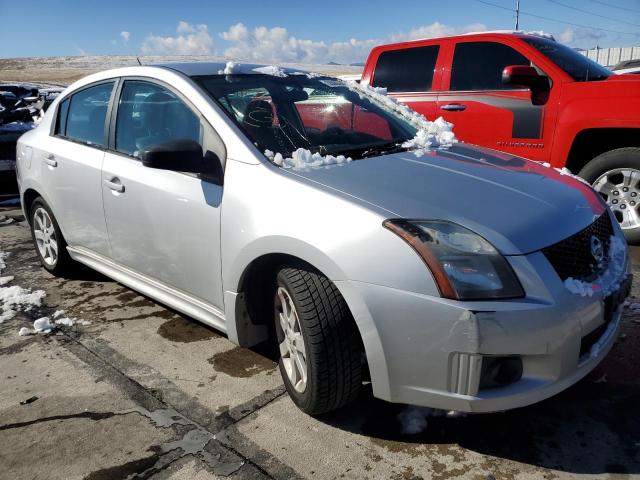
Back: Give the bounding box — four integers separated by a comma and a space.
523, 37, 611, 82
195, 74, 417, 160
59, 82, 114, 146
450, 42, 531, 91
372, 46, 440, 92
115, 81, 201, 157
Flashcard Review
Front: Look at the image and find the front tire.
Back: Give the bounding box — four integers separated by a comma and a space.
29, 197, 75, 275
579, 147, 640, 244
274, 267, 363, 415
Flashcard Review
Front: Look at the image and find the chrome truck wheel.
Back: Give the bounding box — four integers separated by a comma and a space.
593, 168, 640, 230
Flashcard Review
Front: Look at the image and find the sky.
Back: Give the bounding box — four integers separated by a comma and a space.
1, 0, 639, 62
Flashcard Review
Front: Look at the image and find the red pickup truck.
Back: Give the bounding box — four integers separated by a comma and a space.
362, 32, 640, 241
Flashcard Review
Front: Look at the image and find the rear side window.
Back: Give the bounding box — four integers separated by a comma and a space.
450, 42, 530, 91
55, 98, 70, 136
372, 45, 440, 92
115, 80, 201, 157
59, 82, 114, 146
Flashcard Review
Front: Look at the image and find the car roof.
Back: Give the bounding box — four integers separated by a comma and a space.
153, 62, 311, 77
373, 30, 555, 51
613, 59, 640, 71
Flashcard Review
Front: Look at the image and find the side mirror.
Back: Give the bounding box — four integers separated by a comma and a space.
141, 139, 224, 185
502, 65, 550, 91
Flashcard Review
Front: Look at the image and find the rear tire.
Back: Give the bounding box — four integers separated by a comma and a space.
274, 266, 363, 415
579, 147, 640, 244
29, 197, 76, 276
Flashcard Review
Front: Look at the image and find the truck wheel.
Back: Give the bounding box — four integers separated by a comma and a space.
579, 147, 640, 244
29, 197, 75, 275
273, 266, 362, 415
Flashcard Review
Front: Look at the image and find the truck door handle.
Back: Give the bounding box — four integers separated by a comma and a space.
104, 178, 125, 193
440, 103, 466, 112
44, 154, 57, 167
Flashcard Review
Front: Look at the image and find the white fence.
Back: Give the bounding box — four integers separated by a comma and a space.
579, 46, 640, 68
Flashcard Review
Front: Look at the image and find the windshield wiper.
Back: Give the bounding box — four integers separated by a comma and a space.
359, 140, 410, 159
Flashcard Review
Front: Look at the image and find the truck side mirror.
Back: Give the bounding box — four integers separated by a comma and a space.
502, 65, 550, 92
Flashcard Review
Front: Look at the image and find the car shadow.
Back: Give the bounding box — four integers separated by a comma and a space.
313, 350, 639, 476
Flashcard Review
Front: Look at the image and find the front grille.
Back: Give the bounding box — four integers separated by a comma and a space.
543, 214, 614, 281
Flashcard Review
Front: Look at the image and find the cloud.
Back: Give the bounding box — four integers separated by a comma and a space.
141, 22, 213, 55
219, 21, 487, 65
558, 26, 606, 46
390, 22, 487, 42
120, 31, 130, 43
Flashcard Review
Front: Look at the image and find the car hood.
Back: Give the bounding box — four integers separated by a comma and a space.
288, 144, 607, 255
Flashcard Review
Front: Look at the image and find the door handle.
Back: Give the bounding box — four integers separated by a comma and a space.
104, 178, 125, 193
440, 103, 466, 112
44, 154, 57, 167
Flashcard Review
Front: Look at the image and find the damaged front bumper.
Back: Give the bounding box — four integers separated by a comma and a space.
337, 248, 632, 413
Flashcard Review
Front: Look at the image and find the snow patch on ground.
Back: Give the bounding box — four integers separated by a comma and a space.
265, 148, 351, 170
0, 251, 8, 272
0, 284, 46, 323
564, 235, 628, 297
252, 65, 287, 77
0, 216, 14, 225
397, 406, 466, 434
18, 327, 33, 336
54, 317, 75, 327
33, 316, 54, 334
0, 250, 46, 323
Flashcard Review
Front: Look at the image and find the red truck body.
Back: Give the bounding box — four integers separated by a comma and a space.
361, 33, 640, 170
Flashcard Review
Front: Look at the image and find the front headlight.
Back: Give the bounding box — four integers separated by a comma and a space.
384, 219, 524, 300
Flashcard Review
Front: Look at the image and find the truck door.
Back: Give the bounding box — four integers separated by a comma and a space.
370, 44, 441, 121
438, 40, 558, 162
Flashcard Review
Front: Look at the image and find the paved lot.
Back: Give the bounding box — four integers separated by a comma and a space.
1, 206, 639, 480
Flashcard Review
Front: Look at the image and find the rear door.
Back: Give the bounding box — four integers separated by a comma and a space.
101, 78, 226, 309
370, 44, 442, 120
43, 81, 116, 256
438, 40, 558, 162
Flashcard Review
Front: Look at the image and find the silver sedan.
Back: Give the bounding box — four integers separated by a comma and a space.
16, 63, 631, 414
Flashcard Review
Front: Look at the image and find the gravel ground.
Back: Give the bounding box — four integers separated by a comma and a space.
1, 205, 639, 480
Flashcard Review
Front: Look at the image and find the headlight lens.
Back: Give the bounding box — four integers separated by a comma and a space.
384, 219, 524, 300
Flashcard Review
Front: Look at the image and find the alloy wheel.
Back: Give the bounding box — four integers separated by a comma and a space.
275, 286, 307, 393
33, 207, 58, 267
593, 168, 640, 230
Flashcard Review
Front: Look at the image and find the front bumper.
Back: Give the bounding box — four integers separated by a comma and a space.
337, 249, 632, 413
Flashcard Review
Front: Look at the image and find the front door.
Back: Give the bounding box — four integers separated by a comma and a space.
437, 40, 558, 162
371, 44, 442, 121
101, 79, 225, 309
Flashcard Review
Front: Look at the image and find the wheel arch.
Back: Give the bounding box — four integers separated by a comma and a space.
566, 128, 640, 175
224, 245, 389, 396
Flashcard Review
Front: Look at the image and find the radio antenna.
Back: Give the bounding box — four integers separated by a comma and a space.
136, 57, 142, 66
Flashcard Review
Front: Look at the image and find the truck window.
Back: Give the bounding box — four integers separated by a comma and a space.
372, 45, 440, 93
450, 42, 530, 91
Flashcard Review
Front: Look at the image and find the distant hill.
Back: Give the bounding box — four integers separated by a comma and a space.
0, 55, 362, 85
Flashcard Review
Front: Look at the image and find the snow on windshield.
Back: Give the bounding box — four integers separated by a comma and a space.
347, 82, 457, 151
265, 148, 352, 169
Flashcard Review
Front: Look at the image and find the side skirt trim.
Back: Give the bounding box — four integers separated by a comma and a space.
67, 246, 227, 333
